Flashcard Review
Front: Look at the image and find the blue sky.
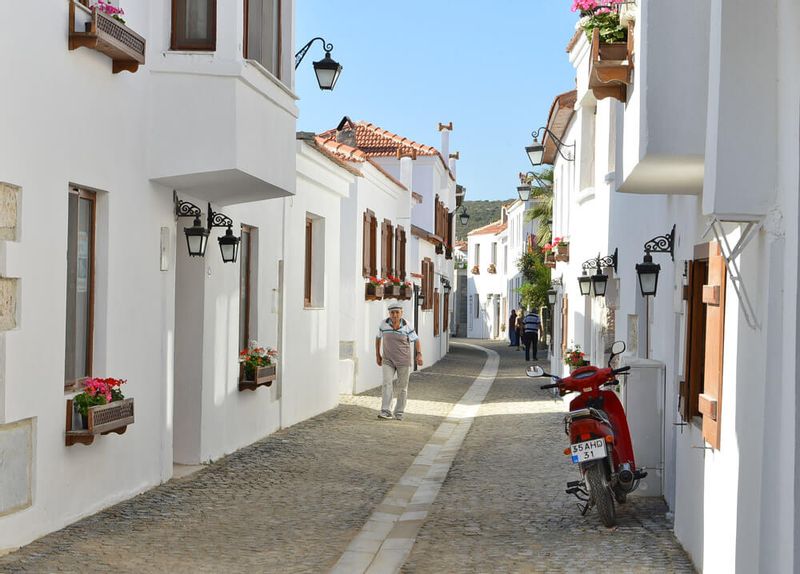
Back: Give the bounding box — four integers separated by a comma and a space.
295, 1, 578, 201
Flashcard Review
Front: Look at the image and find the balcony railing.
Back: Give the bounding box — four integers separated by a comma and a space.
68, 0, 146, 74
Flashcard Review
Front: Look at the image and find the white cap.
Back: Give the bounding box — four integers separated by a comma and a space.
387, 302, 403, 311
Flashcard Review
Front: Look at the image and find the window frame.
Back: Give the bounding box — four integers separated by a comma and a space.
239, 225, 254, 349
171, 0, 217, 51
304, 217, 313, 307
395, 226, 407, 280
243, 0, 282, 78
65, 187, 97, 388
381, 219, 394, 278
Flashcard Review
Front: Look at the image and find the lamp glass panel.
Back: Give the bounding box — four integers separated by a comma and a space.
591, 274, 608, 297
459, 214, 469, 225
186, 232, 208, 257
219, 240, 238, 263
578, 276, 591, 296
314, 60, 342, 90
517, 186, 531, 202
547, 290, 557, 305
638, 269, 659, 297
526, 145, 544, 166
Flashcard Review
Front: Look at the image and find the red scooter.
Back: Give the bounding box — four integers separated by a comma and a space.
526, 341, 646, 527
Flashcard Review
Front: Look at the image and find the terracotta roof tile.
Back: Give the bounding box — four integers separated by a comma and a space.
467, 220, 507, 236
318, 119, 455, 181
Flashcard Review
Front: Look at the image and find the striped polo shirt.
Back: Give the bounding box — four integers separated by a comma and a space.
376, 318, 419, 367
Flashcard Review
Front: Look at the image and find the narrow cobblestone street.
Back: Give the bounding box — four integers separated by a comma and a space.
0, 341, 693, 573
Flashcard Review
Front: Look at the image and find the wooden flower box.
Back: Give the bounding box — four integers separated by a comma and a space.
555, 244, 569, 262
65, 398, 134, 447
487, 264, 497, 274
589, 22, 634, 102
68, 0, 146, 74
365, 284, 384, 301
386, 285, 402, 298
471, 265, 480, 275
398, 286, 412, 300
238, 363, 276, 391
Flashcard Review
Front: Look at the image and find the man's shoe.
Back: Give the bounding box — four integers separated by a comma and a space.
393, 413, 404, 421
377, 411, 393, 420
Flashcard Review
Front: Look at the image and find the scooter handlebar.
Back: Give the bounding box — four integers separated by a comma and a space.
612, 366, 631, 375
540, 383, 560, 390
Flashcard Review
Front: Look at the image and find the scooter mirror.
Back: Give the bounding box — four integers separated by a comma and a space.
526, 366, 545, 377
610, 340, 626, 356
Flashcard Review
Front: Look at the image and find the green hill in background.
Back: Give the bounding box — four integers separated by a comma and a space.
455, 199, 514, 241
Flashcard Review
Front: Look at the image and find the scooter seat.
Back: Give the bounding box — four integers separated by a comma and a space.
565, 407, 610, 426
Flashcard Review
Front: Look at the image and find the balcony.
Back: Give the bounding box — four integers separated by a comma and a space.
68, 1, 145, 74
148, 60, 298, 205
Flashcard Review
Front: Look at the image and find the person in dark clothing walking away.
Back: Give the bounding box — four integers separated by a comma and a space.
508, 309, 518, 347
522, 307, 541, 361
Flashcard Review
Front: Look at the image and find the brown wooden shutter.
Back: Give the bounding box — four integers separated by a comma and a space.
680, 259, 707, 421
362, 211, 371, 277
304, 218, 312, 306
381, 220, 388, 278
370, 215, 378, 276
428, 261, 435, 310
443, 292, 449, 332
561, 294, 569, 355
700, 242, 726, 449
433, 289, 440, 335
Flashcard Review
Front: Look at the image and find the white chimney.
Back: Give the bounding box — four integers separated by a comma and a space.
438, 122, 452, 164
448, 151, 459, 176
400, 156, 413, 191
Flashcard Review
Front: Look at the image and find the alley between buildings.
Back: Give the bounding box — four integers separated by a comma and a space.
0, 342, 693, 573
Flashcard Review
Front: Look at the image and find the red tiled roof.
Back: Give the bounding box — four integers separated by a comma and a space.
467, 221, 507, 236
313, 135, 408, 191
318, 119, 455, 181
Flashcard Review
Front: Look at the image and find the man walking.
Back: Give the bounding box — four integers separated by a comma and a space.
522, 307, 541, 361
375, 302, 423, 421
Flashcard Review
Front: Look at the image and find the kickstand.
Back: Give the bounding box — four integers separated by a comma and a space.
578, 502, 590, 516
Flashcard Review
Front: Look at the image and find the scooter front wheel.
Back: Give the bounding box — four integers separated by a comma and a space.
585, 463, 616, 527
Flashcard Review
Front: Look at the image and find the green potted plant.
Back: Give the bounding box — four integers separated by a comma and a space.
239, 342, 278, 390
365, 276, 386, 300
66, 377, 134, 445
564, 344, 590, 371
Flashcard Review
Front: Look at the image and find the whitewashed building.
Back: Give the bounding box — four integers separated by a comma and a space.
0, 0, 355, 552
466, 200, 538, 341
548, 1, 800, 571
314, 119, 458, 393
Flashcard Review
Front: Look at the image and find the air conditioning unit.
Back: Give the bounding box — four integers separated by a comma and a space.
616, 357, 665, 497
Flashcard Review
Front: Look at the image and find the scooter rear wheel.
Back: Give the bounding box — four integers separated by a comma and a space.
586, 463, 617, 527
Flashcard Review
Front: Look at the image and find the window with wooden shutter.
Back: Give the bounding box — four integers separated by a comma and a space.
381, 219, 393, 278
700, 242, 726, 449
362, 210, 377, 278
433, 290, 440, 336
304, 218, 313, 307
679, 255, 709, 421
443, 292, 450, 333
421, 258, 434, 310
244, 0, 282, 77
395, 226, 406, 280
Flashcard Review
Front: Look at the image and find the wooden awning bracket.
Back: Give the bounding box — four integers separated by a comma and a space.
702, 216, 763, 329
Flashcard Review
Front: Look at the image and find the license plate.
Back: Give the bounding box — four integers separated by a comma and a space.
570, 439, 607, 463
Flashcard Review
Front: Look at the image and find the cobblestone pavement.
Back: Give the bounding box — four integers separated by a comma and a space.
0, 340, 694, 573
402, 341, 695, 574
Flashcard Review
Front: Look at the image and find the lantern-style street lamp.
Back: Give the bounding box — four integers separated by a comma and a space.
517, 184, 532, 202
184, 215, 210, 258
295, 37, 342, 91
578, 249, 618, 298
547, 289, 557, 305
174, 192, 241, 263
635, 224, 675, 297
525, 127, 576, 167
459, 208, 470, 226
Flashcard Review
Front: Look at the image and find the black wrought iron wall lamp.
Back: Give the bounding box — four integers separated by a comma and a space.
295, 37, 342, 91
525, 127, 576, 167
635, 224, 675, 297
578, 248, 618, 298
174, 191, 241, 263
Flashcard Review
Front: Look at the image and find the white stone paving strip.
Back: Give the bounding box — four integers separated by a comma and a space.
330, 343, 499, 574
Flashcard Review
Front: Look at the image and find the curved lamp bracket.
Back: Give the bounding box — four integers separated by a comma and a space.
295, 37, 334, 69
